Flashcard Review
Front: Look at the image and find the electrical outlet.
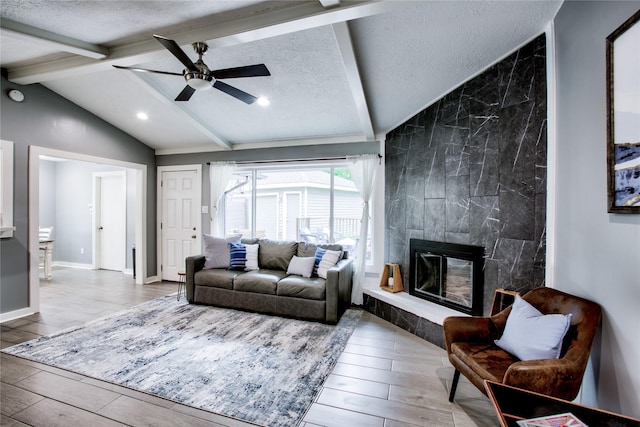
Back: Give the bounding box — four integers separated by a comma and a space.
80, 248, 85, 255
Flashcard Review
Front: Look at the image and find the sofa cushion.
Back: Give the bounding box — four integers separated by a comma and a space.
258, 239, 298, 270
277, 276, 326, 300
451, 342, 517, 383
194, 269, 239, 290
233, 269, 287, 294
286, 256, 315, 278
297, 242, 344, 258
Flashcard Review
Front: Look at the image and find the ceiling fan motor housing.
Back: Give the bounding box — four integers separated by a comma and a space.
185, 42, 214, 90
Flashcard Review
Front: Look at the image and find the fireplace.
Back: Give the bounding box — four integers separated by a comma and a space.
409, 239, 484, 315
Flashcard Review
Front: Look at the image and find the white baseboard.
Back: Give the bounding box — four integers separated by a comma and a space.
145, 276, 160, 284
52, 261, 93, 270
0, 307, 36, 323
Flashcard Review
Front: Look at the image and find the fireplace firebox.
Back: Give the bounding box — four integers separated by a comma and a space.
409, 239, 484, 315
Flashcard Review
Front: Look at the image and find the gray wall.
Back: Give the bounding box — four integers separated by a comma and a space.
40, 159, 136, 268
385, 34, 547, 314
39, 160, 57, 231
0, 72, 157, 314
554, 2, 640, 417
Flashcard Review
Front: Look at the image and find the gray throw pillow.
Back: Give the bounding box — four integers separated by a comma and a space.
203, 235, 240, 269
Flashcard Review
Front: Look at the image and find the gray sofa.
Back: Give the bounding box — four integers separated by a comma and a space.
185, 239, 353, 323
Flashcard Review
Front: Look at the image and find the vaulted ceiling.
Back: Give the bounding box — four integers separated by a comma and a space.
1, 1, 562, 154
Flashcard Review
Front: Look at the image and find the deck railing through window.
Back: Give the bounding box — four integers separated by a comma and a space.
296, 217, 360, 244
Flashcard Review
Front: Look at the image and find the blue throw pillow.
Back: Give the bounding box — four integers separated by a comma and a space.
228, 242, 247, 270
313, 247, 326, 277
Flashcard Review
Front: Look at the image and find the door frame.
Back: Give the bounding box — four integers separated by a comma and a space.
92, 170, 127, 272
157, 165, 202, 281
28, 146, 148, 314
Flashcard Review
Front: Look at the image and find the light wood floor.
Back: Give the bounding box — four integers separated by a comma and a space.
1, 267, 496, 426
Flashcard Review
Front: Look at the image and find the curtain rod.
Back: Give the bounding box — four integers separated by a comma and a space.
207, 154, 381, 166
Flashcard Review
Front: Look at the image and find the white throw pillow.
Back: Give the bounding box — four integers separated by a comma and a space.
494, 295, 572, 361
245, 244, 259, 271
316, 250, 341, 279
286, 256, 315, 278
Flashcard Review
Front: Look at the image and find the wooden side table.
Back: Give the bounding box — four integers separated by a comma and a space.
177, 270, 186, 301
485, 380, 640, 427
490, 288, 519, 315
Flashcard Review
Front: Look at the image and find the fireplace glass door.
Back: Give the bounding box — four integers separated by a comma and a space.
414, 252, 473, 308
409, 239, 484, 315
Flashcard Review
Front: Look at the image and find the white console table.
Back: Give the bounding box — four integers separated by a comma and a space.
39, 239, 54, 280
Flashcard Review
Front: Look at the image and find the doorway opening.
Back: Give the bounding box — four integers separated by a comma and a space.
28, 146, 147, 313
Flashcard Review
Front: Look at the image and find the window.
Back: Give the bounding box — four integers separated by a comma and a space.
222, 165, 372, 262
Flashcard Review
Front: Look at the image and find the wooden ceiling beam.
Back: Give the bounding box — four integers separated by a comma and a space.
7, 0, 408, 85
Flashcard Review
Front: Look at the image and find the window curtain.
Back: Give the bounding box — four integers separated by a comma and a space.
209, 162, 236, 237
347, 154, 379, 305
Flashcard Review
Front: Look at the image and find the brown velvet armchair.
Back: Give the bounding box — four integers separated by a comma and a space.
443, 287, 601, 402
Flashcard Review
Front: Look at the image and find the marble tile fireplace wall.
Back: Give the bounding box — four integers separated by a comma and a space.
368, 34, 547, 347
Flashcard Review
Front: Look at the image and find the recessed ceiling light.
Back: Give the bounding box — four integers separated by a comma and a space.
137, 112, 149, 120
257, 97, 270, 107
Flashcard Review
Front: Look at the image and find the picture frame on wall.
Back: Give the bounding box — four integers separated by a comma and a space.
606, 10, 640, 213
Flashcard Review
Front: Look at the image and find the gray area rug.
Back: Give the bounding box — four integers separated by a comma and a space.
3, 296, 361, 426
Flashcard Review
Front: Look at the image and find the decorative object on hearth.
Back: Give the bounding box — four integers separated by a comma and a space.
379, 262, 403, 293
2, 296, 361, 427
607, 10, 640, 213
114, 35, 270, 104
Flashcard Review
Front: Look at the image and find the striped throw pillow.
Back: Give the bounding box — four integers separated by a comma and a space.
228, 242, 247, 270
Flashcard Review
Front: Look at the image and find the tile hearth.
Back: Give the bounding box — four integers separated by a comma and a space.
363, 287, 467, 349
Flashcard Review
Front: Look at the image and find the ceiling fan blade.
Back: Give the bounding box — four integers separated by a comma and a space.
175, 85, 196, 102
211, 64, 271, 79
153, 34, 199, 72
213, 81, 257, 104
112, 65, 183, 76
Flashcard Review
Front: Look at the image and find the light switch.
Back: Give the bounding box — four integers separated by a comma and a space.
201, 206, 209, 214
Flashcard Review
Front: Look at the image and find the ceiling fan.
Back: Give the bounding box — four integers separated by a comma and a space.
113, 34, 270, 104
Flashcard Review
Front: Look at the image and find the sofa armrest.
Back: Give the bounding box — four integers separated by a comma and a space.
443, 316, 500, 353
325, 258, 354, 323
185, 255, 206, 303
503, 358, 584, 400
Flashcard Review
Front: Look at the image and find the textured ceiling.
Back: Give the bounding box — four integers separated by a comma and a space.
0, 1, 562, 154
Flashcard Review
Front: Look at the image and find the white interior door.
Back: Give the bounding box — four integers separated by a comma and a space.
161, 169, 200, 281
97, 172, 126, 271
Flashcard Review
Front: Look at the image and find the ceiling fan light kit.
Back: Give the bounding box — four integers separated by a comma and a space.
185, 73, 214, 90
113, 35, 270, 104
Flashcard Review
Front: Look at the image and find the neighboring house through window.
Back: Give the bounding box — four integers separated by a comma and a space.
222, 165, 373, 264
